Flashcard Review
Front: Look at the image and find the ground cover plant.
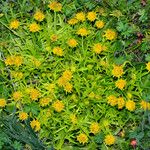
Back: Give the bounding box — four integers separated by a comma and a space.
0, 0, 150, 149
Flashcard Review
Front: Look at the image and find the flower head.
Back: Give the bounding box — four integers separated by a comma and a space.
53, 47, 63, 56
117, 97, 125, 109
64, 82, 73, 93
68, 18, 78, 25
29, 88, 41, 100
104, 134, 115, 145
0, 98, 6, 107
13, 91, 22, 101
104, 29, 117, 40
48, 1, 62, 12
95, 20, 104, 29
146, 62, 150, 72
30, 119, 41, 131
87, 11, 96, 22
70, 114, 77, 124
77, 133, 88, 144
112, 65, 124, 78
90, 122, 100, 134
5, 55, 23, 66
11, 71, 23, 79
77, 28, 88, 36
52, 100, 64, 112
126, 100, 135, 111
107, 95, 117, 106
115, 79, 126, 90
62, 70, 73, 81
140, 100, 150, 110
39, 97, 51, 107
67, 39, 78, 48
50, 34, 58, 42
9, 20, 19, 29
92, 43, 105, 54
34, 11, 45, 21
19, 112, 28, 121
75, 12, 85, 22
29, 23, 40, 32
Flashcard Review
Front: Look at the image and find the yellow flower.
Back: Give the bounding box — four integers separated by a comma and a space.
87, 11, 96, 22
107, 95, 117, 106
104, 134, 115, 145
115, 79, 126, 90
127, 92, 132, 99
77, 133, 88, 144
30, 119, 41, 131
70, 114, 77, 124
29, 23, 40, 32
0, 98, 6, 107
29, 88, 41, 100
34, 11, 45, 22
75, 12, 85, 22
5, 56, 15, 65
104, 29, 117, 40
48, 1, 62, 12
62, 70, 73, 81
57, 76, 67, 87
64, 82, 73, 93
13, 91, 22, 101
90, 122, 100, 134
14, 56, 23, 66
9, 20, 19, 29
140, 100, 150, 110
92, 43, 105, 54
53, 47, 63, 56
95, 20, 104, 29
50, 34, 58, 42
77, 28, 88, 36
67, 39, 78, 48
19, 112, 28, 121
52, 100, 64, 112
32, 58, 41, 68
112, 65, 124, 78
68, 18, 78, 25
126, 100, 135, 111
88, 92, 95, 99
117, 97, 125, 109
146, 62, 150, 72
11, 71, 23, 79
39, 97, 51, 107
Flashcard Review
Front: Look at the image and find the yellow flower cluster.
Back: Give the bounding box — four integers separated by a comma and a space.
112, 65, 124, 78
104, 134, 115, 145
146, 62, 150, 72
52, 100, 64, 112
29, 23, 40, 32
29, 88, 41, 101
140, 100, 150, 110
0, 98, 6, 107
53, 46, 63, 56
11, 71, 23, 79
30, 119, 41, 131
39, 97, 51, 107
5, 55, 23, 66
107, 95, 118, 106
70, 114, 77, 124
9, 20, 19, 29
77, 28, 88, 36
90, 122, 100, 134
95, 20, 105, 29
87, 11, 96, 22
13, 91, 22, 101
51, 34, 59, 42
77, 133, 88, 144
67, 38, 78, 48
68, 18, 78, 25
126, 100, 135, 111
34, 11, 45, 22
75, 12, 85, 22
104, 29, 117, 40
115, 79, 126, 90
57, 70, 73, 93
48, 1, 62, 12
117, 97, 125, 109
92, 43, 106, 54
19, 112, 28, 121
